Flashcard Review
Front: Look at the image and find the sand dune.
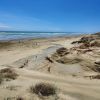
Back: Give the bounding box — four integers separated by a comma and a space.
0, 35, 100, 100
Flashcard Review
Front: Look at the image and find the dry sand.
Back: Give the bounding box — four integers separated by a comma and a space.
0, 35, 100, 100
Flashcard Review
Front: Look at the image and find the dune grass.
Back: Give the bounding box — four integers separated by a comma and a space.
0, 68, 18, 84
30, 82, 56, 96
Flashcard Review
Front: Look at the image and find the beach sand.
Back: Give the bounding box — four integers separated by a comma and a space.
0, 34, 100, 100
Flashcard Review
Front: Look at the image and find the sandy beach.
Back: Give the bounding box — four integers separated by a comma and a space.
0, 34, 100, 100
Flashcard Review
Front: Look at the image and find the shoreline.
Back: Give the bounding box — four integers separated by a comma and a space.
0, 33, 84, 42
0, 31, 87, 41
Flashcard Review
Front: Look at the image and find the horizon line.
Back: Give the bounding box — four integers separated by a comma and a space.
0, 30, 94, 33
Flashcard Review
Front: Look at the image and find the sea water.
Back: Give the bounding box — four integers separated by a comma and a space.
0, 31, 82, 41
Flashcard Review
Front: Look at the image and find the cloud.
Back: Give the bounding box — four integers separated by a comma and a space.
0, 23, 10, 28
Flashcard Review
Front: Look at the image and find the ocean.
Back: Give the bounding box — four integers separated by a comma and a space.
0, 31, 83, 41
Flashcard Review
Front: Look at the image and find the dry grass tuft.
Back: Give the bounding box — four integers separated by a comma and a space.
0, 74, 3, 84
79, 43, 90, 49
79, 36, 94, 43
56, 57, 82, 64
94, 32, 100, 36
4, 96, 24, 100
92, 75, 100, 79
94, 61, 100, 72
16, 97, 24, 100
0, 68, 13, 73
0, 68, 18, 81
71, 36, 94, 45
0, 42, 14, 49
91, 41, 100, 47
56, 47, 69, 56
71, 41, 79, 44
30, 82, 56, 96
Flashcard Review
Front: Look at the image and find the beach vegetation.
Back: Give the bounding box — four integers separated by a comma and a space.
56, 47, 69, 56
0, 68, 18, 81
30, 82, 56, 96
16, 97, 24, 100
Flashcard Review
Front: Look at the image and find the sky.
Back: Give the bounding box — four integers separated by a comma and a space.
0, 0, 100, 32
